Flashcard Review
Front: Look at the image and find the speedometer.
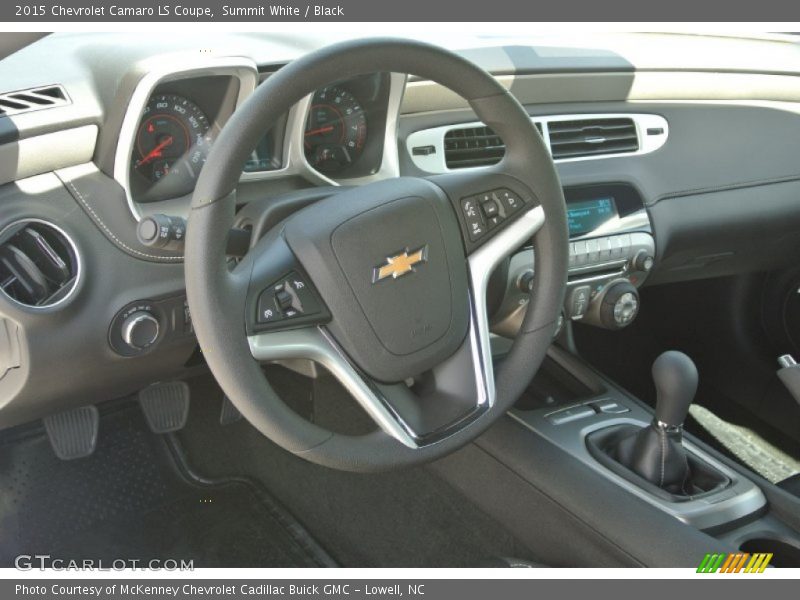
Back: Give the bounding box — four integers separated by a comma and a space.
304, 86, 367, 174
131, 94, 212, 199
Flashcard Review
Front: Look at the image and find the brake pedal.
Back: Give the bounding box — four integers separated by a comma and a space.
139, 381, 190, 433
220, 396, 242, 425
43, 405, 99, 460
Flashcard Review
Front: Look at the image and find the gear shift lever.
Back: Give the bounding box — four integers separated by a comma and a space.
614, 351, 697, 494
653, 351, 698, 430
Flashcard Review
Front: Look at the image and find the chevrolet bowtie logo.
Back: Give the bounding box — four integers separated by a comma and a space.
372, 246, 429, 283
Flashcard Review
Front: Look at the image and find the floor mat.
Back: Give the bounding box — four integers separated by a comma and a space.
0, 403, 335, 568
689, 404, 800, 484
175, 371, 537, 567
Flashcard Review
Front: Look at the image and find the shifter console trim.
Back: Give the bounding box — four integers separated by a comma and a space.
510, 399, 767, 530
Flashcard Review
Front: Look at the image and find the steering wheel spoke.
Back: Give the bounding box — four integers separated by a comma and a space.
247, 297, 493, 449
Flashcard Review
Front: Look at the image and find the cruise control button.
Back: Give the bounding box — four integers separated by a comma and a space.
275, 288, 293, 312
257, 271, 322, 324
487, 214, 504, 229
257, 292, 281, 324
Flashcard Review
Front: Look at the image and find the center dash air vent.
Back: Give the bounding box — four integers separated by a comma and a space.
548, 117, 638, 160
0, 85, 70, 118
0, 220, 80, 308
444, 126, 506, 169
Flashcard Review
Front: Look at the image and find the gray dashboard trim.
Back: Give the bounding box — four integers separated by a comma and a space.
0, 125, 97, 187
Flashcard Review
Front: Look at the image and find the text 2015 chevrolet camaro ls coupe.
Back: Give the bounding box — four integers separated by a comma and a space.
0, 32, 799, 568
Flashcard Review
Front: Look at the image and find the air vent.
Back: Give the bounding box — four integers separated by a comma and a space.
548, 117, 638, 160
444, 126, 505, 168
0, 85, 70, 118
0, 220, 80, 308
444, 123, 547, 169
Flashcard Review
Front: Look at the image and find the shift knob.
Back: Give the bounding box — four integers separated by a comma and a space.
652, 351, 698, 428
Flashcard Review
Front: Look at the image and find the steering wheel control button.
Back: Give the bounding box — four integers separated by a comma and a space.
481, 198, 499, 218
256, 272, 322, 325
498, 189, 524, 213
460, 197, 487, 241
546, 405, 596, 425
569, 285, 592, 319
460, 188, 529, 244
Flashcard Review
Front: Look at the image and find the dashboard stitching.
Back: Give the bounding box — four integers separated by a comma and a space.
61, 177, 184, 262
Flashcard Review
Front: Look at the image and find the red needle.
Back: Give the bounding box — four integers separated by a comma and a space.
305, 125, 335, 137
137, 135, 174, 168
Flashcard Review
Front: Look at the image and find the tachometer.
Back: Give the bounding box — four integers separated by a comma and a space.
304, 86, 367, 174
131, 94, 212, 197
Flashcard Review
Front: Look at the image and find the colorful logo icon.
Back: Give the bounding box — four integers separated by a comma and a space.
697, 552, 773, 573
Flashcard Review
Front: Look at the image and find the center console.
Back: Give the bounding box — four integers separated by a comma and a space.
500, 343, 800, 565
510, 347, 766, 530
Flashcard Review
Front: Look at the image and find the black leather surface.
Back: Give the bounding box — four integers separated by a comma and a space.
614, 425, 692, 494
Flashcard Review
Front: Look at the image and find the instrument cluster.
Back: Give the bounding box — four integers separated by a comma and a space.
127, 72, 390, 204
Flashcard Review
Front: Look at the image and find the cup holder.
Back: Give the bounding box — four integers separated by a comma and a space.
740, 538, 800, 567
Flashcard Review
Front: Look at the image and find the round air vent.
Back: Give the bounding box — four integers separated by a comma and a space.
0, 219, 80, 309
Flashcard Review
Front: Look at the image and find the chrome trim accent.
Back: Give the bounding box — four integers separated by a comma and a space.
467, 206, 546, 405
113, 55, 259, 221
246, 204, 545, 449
0, 218, 82, 311
406, 113, 669, 174
328, 72, 406, 186
248, 326, 418, 448
241, 72, 407, 187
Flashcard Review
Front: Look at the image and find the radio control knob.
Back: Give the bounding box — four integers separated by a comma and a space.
632, 249, 654, 272
121, 311, 160, 350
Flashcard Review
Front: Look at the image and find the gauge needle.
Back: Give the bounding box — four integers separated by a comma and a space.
136, 136, 174, 168
304, 125, 335, 137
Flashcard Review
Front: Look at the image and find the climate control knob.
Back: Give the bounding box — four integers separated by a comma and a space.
599, 282, 640, 330
121, 311, 160, 350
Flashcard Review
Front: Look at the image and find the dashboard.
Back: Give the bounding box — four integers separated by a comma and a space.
3, 32, 800, 431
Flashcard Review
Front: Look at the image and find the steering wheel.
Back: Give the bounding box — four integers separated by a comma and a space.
186, 38, 568, 472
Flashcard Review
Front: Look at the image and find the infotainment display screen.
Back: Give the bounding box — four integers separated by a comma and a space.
567, 197, 618, 237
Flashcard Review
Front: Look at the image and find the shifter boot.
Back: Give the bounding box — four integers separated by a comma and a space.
615, 423, 691, 495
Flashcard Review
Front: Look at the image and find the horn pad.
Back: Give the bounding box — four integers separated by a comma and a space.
283, 177, 470, 383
